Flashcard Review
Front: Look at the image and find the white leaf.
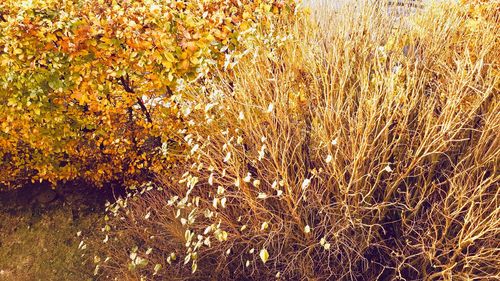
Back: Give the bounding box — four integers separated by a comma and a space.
192, 262, 198, 273
244, 173, 252, 182
190, 144, 199, 155
325, 154, 333, 163
259, 248, 269, 264
384, 165, 393, 173
153, 264, 162, 275
301, 178, 311, 190
223, 152, 231, 162
304, 225, 311, 234
261, 221, 269, 231
208, 173, 214, 186
217, 186, 225, 195
257, 193, 268, 199
266, 103, 274, 113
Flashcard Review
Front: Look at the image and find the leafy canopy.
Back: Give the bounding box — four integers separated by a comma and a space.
0, 0, 295, 187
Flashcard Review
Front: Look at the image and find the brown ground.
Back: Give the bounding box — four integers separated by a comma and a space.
0, 182, 118, 281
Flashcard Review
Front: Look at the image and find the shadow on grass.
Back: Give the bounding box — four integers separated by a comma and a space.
0, 181, 123, 281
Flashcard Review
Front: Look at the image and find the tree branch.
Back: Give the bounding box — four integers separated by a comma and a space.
119, 76, 152, 123
135, 97, 153, 123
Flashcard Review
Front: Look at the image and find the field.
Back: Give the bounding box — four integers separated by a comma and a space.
0, 183, 114, 280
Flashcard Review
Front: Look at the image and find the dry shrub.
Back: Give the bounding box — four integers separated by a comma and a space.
96, 1, 499, 280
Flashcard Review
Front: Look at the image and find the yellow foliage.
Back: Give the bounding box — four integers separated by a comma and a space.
0, 0, 296, 187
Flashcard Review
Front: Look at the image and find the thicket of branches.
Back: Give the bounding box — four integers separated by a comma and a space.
94, 1, 499, 280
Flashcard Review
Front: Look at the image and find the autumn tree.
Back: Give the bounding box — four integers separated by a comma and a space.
0, 0, 295, 187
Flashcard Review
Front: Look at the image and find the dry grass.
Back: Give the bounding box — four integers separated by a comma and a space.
0, 182, 111, 281
96, 1, 499, 280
